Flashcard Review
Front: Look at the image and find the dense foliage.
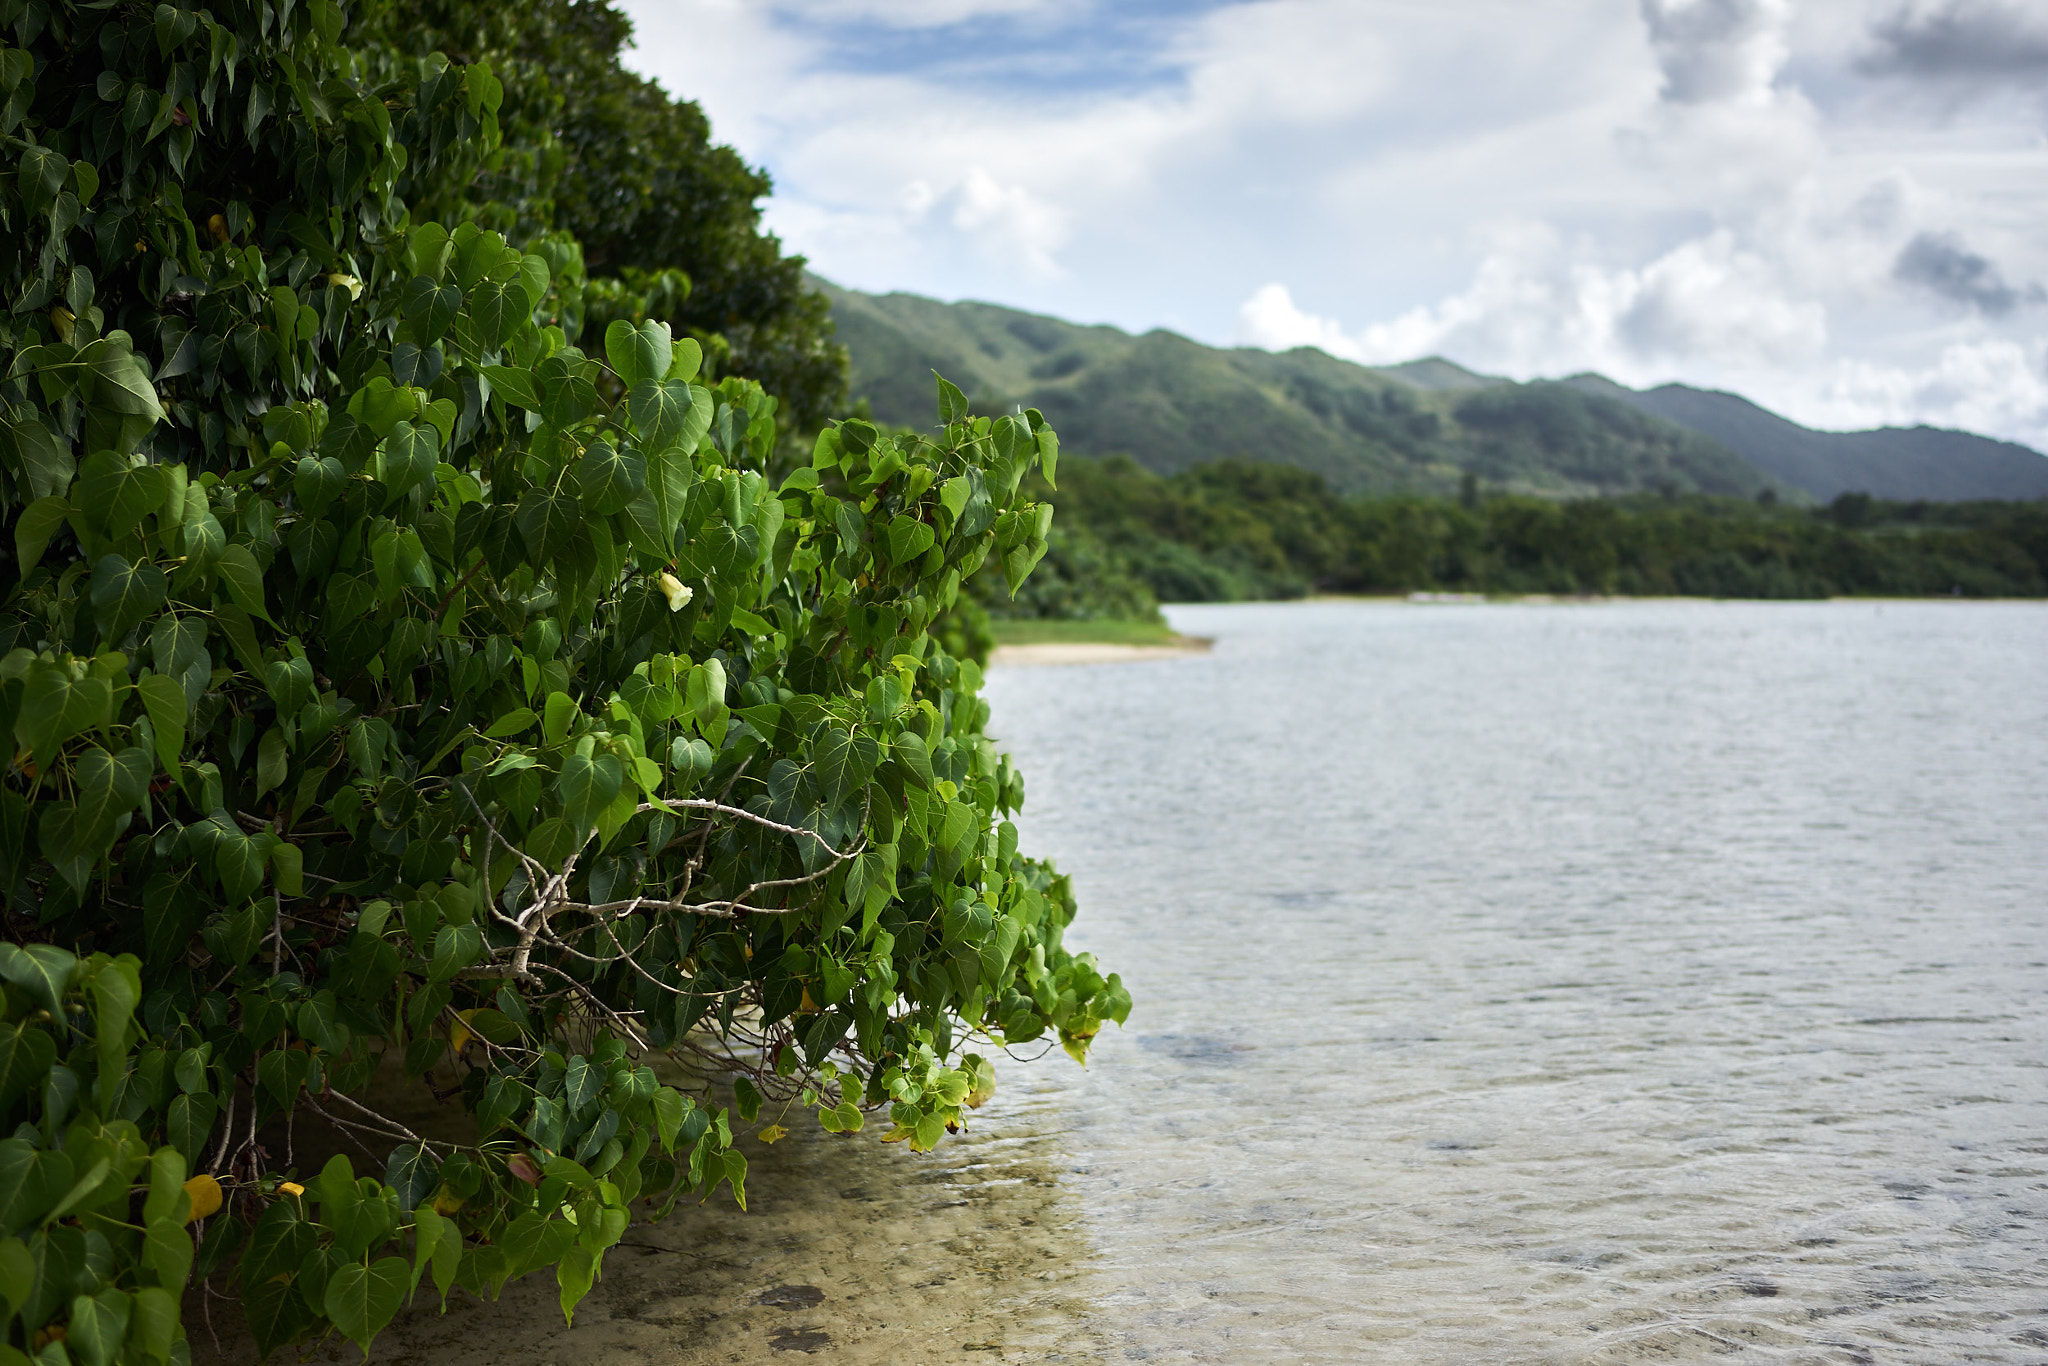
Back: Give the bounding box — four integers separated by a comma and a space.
0, 3, 1120, 1362
1004, 458, 2048, 608
362, 0, 846, 432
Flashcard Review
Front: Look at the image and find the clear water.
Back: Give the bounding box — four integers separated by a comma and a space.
979, 599, 2048, 1365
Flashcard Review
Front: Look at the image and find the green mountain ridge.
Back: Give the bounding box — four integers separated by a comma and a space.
1559, 375, 2048, 502
818, 277, 2048, 503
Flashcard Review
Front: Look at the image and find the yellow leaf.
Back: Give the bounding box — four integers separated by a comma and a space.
183, 1174, 223, 1222
757, 1124, 788, 1145
449, 1008, 481, 1055
277, 1181, 304, 1197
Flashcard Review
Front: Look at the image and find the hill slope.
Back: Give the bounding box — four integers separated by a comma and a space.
820, 280, 1774, 499
822, 279, 2048, 503
1562, 376, 2048, 502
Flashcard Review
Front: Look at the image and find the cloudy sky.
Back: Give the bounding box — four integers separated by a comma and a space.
617, 0, 2048, 449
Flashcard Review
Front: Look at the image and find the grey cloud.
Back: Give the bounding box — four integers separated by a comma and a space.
1639, 0, 1785, 103
1858, 2, 2048, 82
1893, 232, 2045, 315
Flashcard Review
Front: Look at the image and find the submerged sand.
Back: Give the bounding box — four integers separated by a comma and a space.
988, 638, 1210, 667
190, 1091, 1106, 1366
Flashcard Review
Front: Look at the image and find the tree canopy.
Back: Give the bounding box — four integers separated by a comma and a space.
0, 1, 1115, 1361
364, 0, 847, 434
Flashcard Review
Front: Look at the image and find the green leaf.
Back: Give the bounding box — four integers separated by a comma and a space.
467, 277, 528, 350
292, 455, 345, 516
934, 372, 969, 425
497, 1212, 575, 1281
65, 1288, 132, 1366
578, 441, 645, 516
141, 1217, 193, 1293
255, 727, 287, 796
237, 1201, 316, 1294
383, 1144, 438, 1212
0, 1138, 64, 1232
240, 1270, 315, 1361
650, 1088, 691, 1152
142, 1149, 188, 1225
721, 1149, 748, 1210
213, 544, 272, 624
77, 333, 164, 421
605, 319, 672, 390
86, 952, 140, 1108
559, 1056, 602, 1116
893, 732, 934, 788
1036, 426, 1059, 488
90, 554, 167, 643
428, 923, 483, 981
375, 421, 439, 498
14, 663, 112, 769
17, 144, 65, 215
165, 1092, 218, 1166
13, 496, 69, 572
627, 380, 705, 453
0, 1238, 34, 1320
517, 254, 550, 312
555, 754, 623, 833
0, 943, 74, 1020
271, 841, 303, 897
885, 517, 936, 564
542, 692, 577, 746
515, 490, 581, 568
556, 1243, 597, 1325
483, 707, 536, 738
938, 475, 971, 524
214, 823, 273, 903
400, 276, 463, 345
480, 364, 539, 410
67, 450, 134, 544
812, 727, 879, 806
323, 1256, 409, 1352
1, 412, 73, 502
136, 673, 186, 769
0, 1022, 56, 1110
129, 1286, 179, 1364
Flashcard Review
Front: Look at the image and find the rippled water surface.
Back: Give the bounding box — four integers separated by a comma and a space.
981, 599, 2048, 1365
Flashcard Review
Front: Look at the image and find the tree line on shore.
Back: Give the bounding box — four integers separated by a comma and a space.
975, 457, 2048, 621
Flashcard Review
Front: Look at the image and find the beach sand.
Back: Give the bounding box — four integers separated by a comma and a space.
988, 637, 1210, 667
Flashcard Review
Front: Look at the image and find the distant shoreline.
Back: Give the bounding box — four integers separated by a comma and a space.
989, 636, 1212, 667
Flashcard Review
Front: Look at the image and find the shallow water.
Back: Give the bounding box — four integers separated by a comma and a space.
986, 599, 2048, 1364
254, 599, 2045, 1365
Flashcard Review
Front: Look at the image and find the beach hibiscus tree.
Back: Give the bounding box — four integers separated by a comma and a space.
0, 1, 1126, 1358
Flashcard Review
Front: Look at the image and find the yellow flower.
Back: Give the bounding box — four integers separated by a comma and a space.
658, 572, 693, 612
278, 1181, 305, 1198
325, 272, 364, 301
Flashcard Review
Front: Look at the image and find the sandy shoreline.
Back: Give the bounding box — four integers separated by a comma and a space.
988, 637, 1211, 666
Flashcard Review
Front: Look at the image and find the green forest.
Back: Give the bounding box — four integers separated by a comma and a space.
980, 457, 2048, 622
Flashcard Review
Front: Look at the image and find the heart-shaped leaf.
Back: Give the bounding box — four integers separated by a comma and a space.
323, 1256, 409, 1351
577, 440, 645, 515
89, 553, 166, 643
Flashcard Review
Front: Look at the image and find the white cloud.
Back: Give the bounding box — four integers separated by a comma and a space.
1820, 339, 2048, 439
617, 0, 2048, 451
1238, 228, 1825, 378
